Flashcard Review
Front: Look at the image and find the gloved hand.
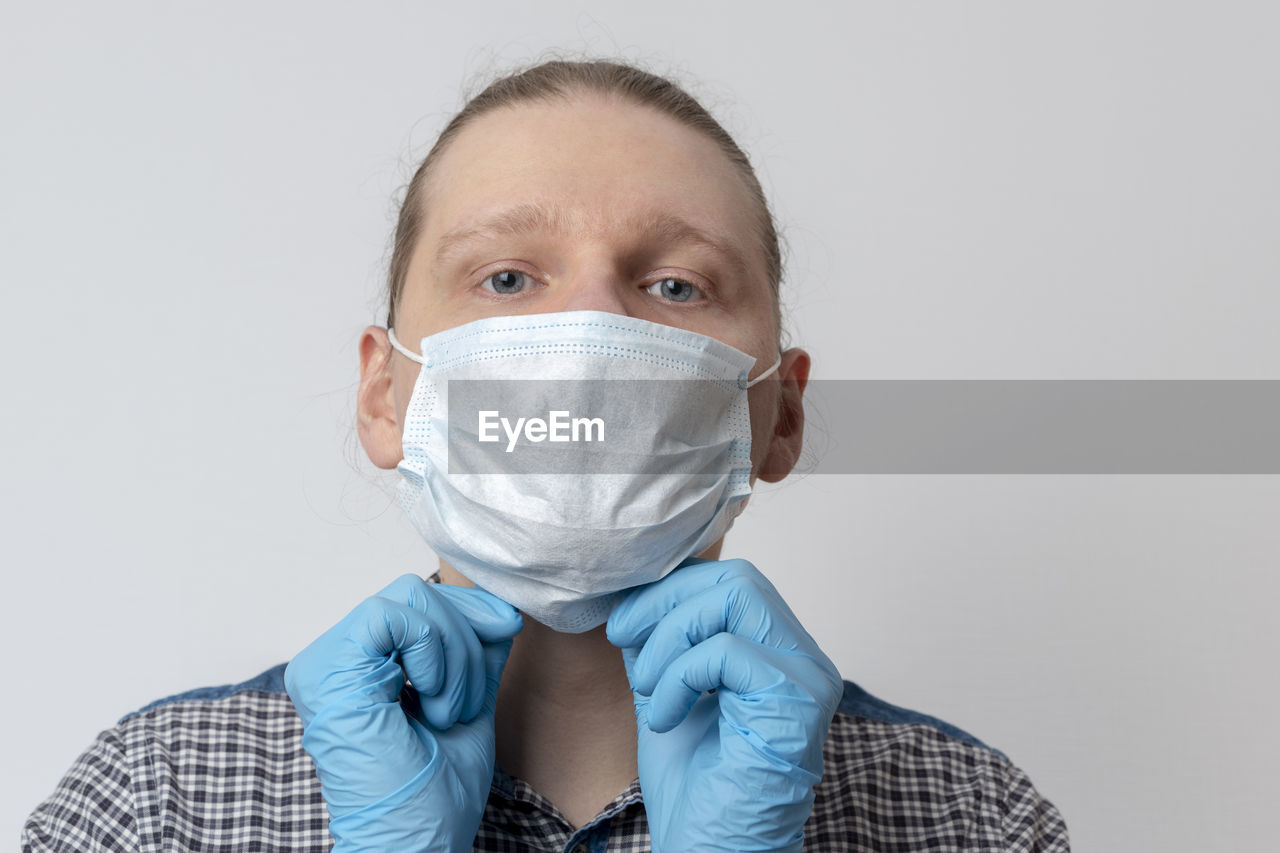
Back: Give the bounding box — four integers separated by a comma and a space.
606, 558, 844, 853
284, 574, 523, 853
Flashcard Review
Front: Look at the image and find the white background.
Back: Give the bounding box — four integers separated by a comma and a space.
4, 2, 1278, 850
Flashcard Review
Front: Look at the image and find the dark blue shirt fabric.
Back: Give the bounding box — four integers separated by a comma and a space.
23, 662, 1069, 851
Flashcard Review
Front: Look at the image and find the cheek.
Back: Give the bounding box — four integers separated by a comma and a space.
746, 384, 780, 471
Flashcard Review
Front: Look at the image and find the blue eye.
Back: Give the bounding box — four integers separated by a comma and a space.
645, 277, 703, 303
482, 270, 527, 294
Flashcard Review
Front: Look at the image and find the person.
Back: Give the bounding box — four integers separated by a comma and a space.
22, 59, 1070, 852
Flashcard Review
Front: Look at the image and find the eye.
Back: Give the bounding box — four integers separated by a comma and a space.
481, 270, 529, 295
645, 277, 704, 303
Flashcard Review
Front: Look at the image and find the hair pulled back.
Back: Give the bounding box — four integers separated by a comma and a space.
385, 59, 782, 332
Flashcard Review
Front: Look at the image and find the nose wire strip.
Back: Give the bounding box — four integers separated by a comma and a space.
390, 326, 779, 387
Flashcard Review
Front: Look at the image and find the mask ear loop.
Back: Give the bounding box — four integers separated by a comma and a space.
386, 328, 427, 365
740, 354, 783, 389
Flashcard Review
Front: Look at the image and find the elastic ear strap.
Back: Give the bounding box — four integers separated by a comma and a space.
386, 328, 425, 364
744, 354, 783, 388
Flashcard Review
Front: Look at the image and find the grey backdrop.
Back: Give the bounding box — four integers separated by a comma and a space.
4, 2, 1278, 850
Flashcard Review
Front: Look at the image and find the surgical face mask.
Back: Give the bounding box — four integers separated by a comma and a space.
388, 310, 780, 633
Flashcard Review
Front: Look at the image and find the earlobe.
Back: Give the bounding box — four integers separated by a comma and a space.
356, 326, 405, 470
757, 348, 810, 483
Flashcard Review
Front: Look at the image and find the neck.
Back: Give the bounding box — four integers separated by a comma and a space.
436, 563, 639, 826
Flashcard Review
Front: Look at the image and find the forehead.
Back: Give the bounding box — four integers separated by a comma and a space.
419, 93, 764, 268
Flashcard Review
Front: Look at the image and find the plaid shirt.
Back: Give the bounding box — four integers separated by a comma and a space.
24, 593, 1069, 852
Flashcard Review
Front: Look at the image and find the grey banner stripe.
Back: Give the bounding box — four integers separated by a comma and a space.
801, 380, 1280, 474
441, 380, 1280, 474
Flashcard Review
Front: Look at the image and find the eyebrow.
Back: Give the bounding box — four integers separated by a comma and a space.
432, 201, 752, 280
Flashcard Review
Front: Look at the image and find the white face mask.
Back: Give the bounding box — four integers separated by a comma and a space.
388, 310, 780, 633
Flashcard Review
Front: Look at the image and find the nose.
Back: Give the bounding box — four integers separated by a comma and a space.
553, 265, 632, 317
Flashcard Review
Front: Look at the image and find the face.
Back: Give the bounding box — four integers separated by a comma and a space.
358, 93, 807, 484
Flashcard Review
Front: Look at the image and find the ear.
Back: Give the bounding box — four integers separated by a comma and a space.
757, 348, 810, 483
357, 326, 404, 470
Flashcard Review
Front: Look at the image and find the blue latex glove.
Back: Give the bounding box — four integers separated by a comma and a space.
284, 574, 523, 853
606, 558, 844, 852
